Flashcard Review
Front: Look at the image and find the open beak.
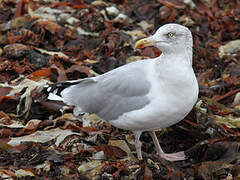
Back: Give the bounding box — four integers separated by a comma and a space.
135, 37, 159, 49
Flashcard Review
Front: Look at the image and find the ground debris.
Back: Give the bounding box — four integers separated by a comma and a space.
0, 0, 240, 179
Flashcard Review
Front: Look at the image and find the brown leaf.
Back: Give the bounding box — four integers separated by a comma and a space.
0, 96, 18, 113
0, 168, 15, 177
0, 128, 12, 138
142, 164, 153, 180
13, 144, 28, 152
65, 65, 93, 79
0, 111, 12, 125
0, 141, 13, 152
102, 160, 129, 178
196, 3, 213, 18
195, 161, 233, 180
14, 121, 37, 137
203, 141, 240, 162
50, 2, 71, 8
30, 68, 51, 78
164, 168, 184, 180
212, 88, 240, 102
38, 21, 62, 35
13, 0, 25, 19
0, 87, 12, 98
158, 0, 186, 9
50, 64, 68, 82
61, 121, 97, 135
38, 100, 65, 114
197, 68, 215, 86
233, 165, 240, 179
71, 4, 89, 9
141, 47, 161, 58
166, 8, 177, 22
93, 145, 127, 159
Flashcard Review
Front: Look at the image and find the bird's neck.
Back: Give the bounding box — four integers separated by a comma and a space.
186, 46, 193, 65
160, 47, 192, 65
153, 49, 196, 95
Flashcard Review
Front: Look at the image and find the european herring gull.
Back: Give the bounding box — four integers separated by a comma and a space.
47, 23, 199, 161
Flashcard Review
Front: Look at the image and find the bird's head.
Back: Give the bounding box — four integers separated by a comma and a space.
135, 23, 193, 54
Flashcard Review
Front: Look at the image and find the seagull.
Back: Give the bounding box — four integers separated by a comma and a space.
47, 23, 199, 161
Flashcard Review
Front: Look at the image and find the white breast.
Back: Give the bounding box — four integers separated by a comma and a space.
109, 56, 199, 131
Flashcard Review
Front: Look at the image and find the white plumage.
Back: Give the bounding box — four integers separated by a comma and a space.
48, 23, 199, 161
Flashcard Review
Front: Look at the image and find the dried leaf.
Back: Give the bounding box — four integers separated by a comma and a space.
143, 164, 153, 180
30, 68, 51, 78
196, 161, 233, 180
0, 111, 12, 125
93, 144, 127, 159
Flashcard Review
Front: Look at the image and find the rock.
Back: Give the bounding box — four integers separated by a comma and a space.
114, 13, 130, 22
3, 44, 50, 68
82, 113, 102, 128
60, 15, 80, 25
26, 50, 50, 68
15, 169, 35, 178
178, 15, 195, 26
92, 150, 105, 159
29, 6, 63, 21
137, 20, 154, 30
78, 160, 103, 179
123, 30, 147, 42
77, 27, 100, 36
182, 0, 196, 8
35, 161, 51, 175
233, 92, 240, 105
3, 43, 29, 59
106, 6, 119, 16
218, 39, 240, 58
92, 0, 108, 6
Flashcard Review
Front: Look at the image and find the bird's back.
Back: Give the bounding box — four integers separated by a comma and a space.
49, 59, 153, 121
109, 55, 199, 131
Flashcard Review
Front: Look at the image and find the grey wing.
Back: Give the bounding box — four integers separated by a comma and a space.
61, 60, 151, 121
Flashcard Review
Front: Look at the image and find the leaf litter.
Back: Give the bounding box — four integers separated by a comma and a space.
0, 0, 240, 179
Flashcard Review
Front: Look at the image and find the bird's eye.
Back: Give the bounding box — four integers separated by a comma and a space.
167, 32, 174, 38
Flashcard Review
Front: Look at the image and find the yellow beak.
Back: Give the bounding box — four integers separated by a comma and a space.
135, 38, 158, 49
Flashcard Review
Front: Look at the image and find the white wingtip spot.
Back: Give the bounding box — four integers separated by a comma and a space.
48, 93, 64, 101
46, 87, 51, 92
